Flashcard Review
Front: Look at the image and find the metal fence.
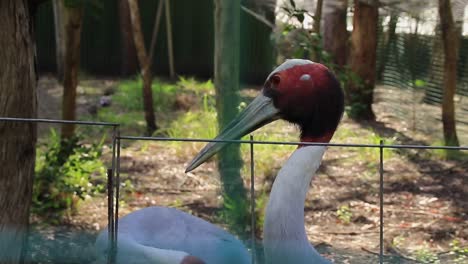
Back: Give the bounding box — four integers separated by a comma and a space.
1, 117, 467, 264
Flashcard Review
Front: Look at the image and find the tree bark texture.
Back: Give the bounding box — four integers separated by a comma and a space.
61, 5, 83, 139
118, 0, 138, 76
128, 0, 157, 135
323, 0, 348, 67
214, 0, 248, 236
53, 0, 66, 82
0, 1, 37, 263
313, 0, 323, 34
348, 0, 378, 120
439, 0, 460, 146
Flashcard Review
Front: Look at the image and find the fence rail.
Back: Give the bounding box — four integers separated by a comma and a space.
1, 117, 467, 264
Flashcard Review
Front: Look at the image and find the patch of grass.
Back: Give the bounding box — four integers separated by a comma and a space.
333, 125, 396, 179
414, 248, 440, 263
449, 239, 468, 263
115, 77, 179, 112
177, 76, 214, 95
336, 205, 353, 224
426, 140, 468, 161
392, 236, 405, 248
160, 96, 218, 156
240, 124, 296, 181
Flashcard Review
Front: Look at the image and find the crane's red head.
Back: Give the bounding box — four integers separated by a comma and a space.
186, 59, 344, 172
262, 60, 344, 143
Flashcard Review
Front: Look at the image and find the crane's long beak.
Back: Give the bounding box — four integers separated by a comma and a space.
185, 93, 280, 173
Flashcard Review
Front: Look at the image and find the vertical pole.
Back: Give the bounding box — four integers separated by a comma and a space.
379, 139, 384, 264
149, 0, 164, 62
114, 131, 121, 248
108, 126, 117, 263
165, 0, 175, 78
106, 168, 113, 264
249, 135, 256, 264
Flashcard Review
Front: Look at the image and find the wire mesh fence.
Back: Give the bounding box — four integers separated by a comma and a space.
376, 12, 468, 145
1, 117, 467, 264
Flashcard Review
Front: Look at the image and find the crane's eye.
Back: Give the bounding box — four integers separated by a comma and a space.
271, 74, 281, 85
263, 74, 281, 99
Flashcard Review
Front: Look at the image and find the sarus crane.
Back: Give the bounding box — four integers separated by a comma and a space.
95, 59, 344, 264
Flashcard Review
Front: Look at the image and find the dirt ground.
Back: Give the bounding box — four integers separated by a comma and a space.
29, 77, 467, 263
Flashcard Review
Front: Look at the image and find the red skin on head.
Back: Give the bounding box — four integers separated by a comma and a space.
264, 63, 344, 145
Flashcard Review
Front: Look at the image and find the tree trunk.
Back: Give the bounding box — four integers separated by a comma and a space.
53, 0, 66, 82
214, 0, 248, 237
128, 0, 158, 135
313, 0, 323, 34
439, 0, 460, 146
347, 0, 378, 120
61, 4, 83, 139
323, 0, 348, 67
0, 1, 37, 263
118, 0, 138, 76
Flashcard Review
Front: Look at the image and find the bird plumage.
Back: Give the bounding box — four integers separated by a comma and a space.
263, 146, 330, 264
95, 59, 344, 264
95, 207, 250, 264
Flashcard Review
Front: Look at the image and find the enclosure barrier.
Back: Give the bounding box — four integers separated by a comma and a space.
1, 117, 467, 264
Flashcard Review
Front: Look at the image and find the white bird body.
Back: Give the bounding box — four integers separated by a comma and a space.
95, 207, 250, 264
95, 59, 344, 264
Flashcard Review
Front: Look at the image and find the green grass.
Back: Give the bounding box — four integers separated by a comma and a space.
332, 124, 397, 179
424, 140, 468, 161
414, 248, 440, 263
115, 77, 179, 112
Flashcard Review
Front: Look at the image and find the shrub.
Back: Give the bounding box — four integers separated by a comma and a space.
33, 130, 106, 219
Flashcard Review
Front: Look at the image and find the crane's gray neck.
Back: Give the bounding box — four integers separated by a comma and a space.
263, 145, 330, 264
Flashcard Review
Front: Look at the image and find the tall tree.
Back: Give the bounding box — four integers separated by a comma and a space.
313, 0, 324, 34
53, 0, 66, 81
61, 1, 84, 139
128, 0, 158, 135
214, 0, 248, 236
118, 0, 138, 76
0, 1, 38, 263
438, 0, 460, 146
323, 0, 348, 67
348, 0, 379, 120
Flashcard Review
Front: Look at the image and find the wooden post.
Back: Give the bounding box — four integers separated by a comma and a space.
165, 0, 175, 79
149, 0, 164, 62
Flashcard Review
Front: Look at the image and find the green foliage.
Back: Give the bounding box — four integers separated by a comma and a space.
275, 0, 325, 62
177, 76, 214, 95
281, 0, 312, 26
253, 191, 268, 233
33, 130, 106, 219
427, 140, 467, 160
157, 77, 218, 153
218, 193, 250, 238
450, 239, 468, 263
336, 205, 352, 224
414, 79, 427, 88
392, 236, 405, 248
414, 248, 440, 264
115, 77, 179, 112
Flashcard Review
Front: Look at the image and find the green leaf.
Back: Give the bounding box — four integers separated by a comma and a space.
289, 0, 296, 9
296, 13, 305, 23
